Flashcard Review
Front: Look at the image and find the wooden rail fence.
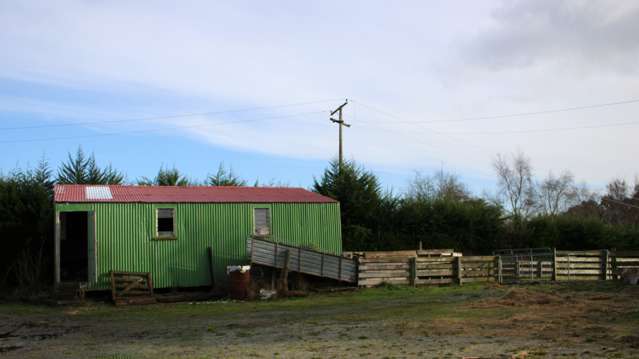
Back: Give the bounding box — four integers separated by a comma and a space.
358, 255, 496, 287
357, 249, 639, 287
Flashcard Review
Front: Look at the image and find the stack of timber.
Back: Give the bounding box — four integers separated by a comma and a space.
350, 250, 418, 259
247, 238, 357, 283
110, 271, 156, 306
358, 254, 496, 287
344, 249, 461, 259
417, 249, 462, 257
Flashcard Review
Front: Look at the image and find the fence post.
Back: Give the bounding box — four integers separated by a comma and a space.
409, 257, 417, 287
611, 250, 618, 280
567, 253, 571, 280
601, 249, 609, 281
496, 256, 503, 284
552, 248, 557, 281
537, 259, 543, 279
455, 256, 463, 285
515, 256, 520, 282
278, 250, 290, 294
355, 256, 360, 286
529, 248, 534, 280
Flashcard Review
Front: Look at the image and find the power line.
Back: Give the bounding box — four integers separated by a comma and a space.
437, 120, 639, 135
352, 98, 639, 136
352, 97, 639, 125
0, 98, 341, 131
0, 110, 326, 144
350, 99, 493, 152
344, 100, 496, 177
447, 98, 639, 123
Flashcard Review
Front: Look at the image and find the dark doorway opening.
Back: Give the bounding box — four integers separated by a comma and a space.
60, 212, 89, 282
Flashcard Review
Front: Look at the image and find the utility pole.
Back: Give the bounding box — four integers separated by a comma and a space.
329, 99, 350, 169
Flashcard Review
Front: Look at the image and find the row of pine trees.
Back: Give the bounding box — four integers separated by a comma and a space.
1, 147, 639, 292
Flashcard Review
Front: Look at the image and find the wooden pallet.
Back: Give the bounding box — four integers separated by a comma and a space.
110, 271, 156, 306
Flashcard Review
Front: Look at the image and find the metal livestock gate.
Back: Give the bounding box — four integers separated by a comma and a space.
494, 248, 555, 283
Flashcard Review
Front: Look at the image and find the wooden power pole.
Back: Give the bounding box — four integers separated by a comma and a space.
329, 99, 350, 169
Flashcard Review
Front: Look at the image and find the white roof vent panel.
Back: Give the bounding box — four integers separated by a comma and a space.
86, 186, 113, 200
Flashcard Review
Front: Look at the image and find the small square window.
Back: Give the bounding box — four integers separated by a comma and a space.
157, 208, 175, 238
254, 208, 270, 236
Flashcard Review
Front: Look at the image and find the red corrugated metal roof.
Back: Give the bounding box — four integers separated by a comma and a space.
54, 185, 337, 204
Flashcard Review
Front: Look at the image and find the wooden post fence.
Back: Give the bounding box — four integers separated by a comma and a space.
354, 248, 639, 288
601, 249, 609, 281
537, 259, 543, 279
529, 249, 534, 280
455, 256, 463, 285
409, 257, 417, 287
552, 248, 557, 281
611, 250, 618, 280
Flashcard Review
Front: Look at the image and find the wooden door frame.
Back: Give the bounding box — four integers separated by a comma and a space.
54, 210, 97, 285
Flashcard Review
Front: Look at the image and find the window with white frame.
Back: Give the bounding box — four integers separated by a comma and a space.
253, 208, 270, 236
157, 208, 176, 238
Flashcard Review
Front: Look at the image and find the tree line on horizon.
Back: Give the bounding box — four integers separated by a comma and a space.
53, 147, 250, 187
1, 147, 638, 292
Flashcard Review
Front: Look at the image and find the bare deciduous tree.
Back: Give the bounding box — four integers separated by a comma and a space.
536, 171, 578, 216
606, 178, 629, 201
407, 170, 469, 201
493, 152, 536, 219
574, 182, 599, 204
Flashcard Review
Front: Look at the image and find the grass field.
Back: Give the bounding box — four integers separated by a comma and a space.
1, 282, 638, 358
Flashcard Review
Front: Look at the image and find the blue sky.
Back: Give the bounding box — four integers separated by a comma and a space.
2, 1, 638, 194
0, 77, 440, 191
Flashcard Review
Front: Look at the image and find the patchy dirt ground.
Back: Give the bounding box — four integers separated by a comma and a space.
1, 282, 638, 358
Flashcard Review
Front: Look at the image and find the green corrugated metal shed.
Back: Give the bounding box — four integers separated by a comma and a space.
53, 185, 341, 289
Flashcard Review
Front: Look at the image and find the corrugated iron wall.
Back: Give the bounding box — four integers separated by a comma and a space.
54, 202, 342, 289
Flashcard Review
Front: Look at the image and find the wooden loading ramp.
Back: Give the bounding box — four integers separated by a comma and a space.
247, 238, 357, 283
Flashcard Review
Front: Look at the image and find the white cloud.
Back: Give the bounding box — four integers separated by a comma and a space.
1, 0, 638, 187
